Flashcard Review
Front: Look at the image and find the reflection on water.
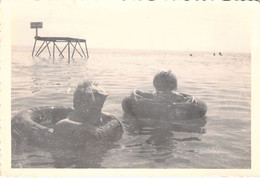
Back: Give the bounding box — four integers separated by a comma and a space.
51, 142, 120, 168
11, 47, 250, 168
12, 131, 121, 168
120, 113, 207, 166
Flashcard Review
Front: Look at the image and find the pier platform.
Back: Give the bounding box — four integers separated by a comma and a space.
32, 36, 89, 63
31, 22, 89, 63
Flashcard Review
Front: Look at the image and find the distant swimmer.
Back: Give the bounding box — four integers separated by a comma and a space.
219, 52, 222, 56
189, 54, 192, 56
213, 53, 216, 56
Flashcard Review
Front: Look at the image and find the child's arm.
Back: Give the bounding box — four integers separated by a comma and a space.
81, 123, 104, 139
172, 92, 187, 102
54, 119, 103, 139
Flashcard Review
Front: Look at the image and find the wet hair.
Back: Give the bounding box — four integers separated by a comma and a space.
73, 80, 108, 110
153, 70, 178, 91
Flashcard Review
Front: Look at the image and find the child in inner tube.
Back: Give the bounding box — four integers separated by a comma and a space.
54, 81, 107, 142
153, 70, 189, 104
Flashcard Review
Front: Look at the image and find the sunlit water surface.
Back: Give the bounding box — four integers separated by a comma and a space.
11, 46, 250, 168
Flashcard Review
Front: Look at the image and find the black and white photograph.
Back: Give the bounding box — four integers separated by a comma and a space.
1, 0, 260, 175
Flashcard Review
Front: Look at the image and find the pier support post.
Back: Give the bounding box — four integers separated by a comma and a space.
68, 42, 70, 64
35, 41, 45, 56
53, 41, 55, 61
32, 39, 37, 56
71, 42, 83, 58
37, 41, 50, 57
78, 42, 86, 58
46, 43, 51, 57
53, 43, 64, 58
59, 43, 68, 57
84, 42, 89, 59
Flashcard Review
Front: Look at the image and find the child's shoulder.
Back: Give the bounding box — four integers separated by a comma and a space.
170, 91, 187, 102
171, 91, 182, 96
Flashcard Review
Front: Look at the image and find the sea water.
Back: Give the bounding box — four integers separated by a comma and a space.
11, 46, 250, 168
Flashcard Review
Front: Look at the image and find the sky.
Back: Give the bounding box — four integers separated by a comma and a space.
9, 0, 254, 52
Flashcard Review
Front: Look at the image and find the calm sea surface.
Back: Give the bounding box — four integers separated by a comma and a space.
11, 46, 250, 168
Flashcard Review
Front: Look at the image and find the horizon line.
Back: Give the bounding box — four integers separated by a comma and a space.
11, 44, 251, 54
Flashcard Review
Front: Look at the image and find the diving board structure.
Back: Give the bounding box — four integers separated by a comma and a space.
31, 22, 89, 63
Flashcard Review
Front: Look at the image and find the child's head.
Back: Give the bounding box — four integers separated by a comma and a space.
73, 80, 108, 113
153, 70, 178, 91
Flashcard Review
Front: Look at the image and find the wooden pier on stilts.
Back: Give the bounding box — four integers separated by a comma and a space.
31, 22, 89, 63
